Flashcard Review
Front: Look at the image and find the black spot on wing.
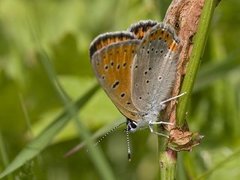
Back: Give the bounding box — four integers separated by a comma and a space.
112, 81, 120, 89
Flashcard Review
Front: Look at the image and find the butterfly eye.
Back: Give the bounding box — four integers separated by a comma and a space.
127, 119, 138, 132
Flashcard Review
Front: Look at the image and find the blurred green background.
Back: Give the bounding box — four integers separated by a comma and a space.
0, 0, 240, 179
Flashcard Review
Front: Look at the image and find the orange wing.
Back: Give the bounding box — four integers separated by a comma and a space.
90, 32, 141, 121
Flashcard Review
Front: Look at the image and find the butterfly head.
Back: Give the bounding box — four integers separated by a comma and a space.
126, 112, 158, 133
126, 118, 138, 132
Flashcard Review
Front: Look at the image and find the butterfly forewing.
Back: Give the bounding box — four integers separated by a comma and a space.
90, 32, 136, 58
131, 23, 180, 112
90, 32, 141, 120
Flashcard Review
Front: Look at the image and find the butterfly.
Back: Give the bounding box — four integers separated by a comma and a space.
89, 20, 181, 136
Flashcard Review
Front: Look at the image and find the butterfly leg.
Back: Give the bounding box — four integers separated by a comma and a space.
159, 92, 187, 110
149, 120, 173, 126
160, 103, 166, 110
149, 92, 186, 137
148, 120, 173, 138
149, 127, 169, 138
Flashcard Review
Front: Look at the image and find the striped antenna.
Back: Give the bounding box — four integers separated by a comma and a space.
126, 126, 132, 161
64, 121, 125, 157
95, 121, 125, 146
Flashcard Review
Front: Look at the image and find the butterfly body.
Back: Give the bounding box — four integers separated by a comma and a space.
90, 20, 180, 133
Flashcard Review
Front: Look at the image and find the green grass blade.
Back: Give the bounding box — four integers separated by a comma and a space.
197, 149, 240, 179
0, 132, 14, 180
65, 118, 125, 157
0, 84, 99, 179
37, 41, 115, 179
37, 50, 72, 104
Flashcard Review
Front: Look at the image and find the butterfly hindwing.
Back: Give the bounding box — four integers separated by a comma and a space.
131, 23, 180, 112
128, 20, 158, 39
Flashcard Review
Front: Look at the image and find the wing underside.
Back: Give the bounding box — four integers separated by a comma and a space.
90, 33, 141, 120
131, 23, 180, 113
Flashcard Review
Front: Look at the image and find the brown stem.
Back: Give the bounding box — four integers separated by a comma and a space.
163, 0, 205, 127
158, 0, 216, 179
